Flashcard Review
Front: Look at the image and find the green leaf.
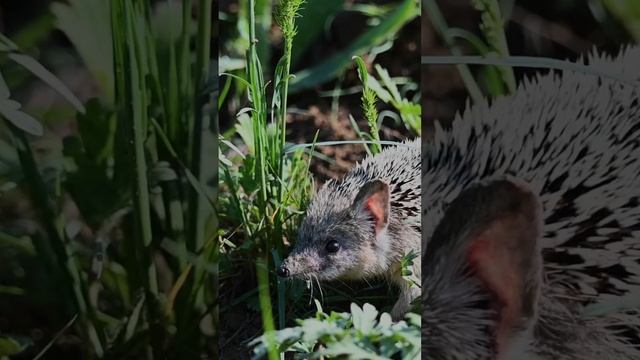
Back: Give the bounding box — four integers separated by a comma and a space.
352, 303, 378, 334
446, 27, 491, 55
352, 55, 369, 85
313, 298, 323, 315
320, 340, 388, 360
220, 137, 246, 160
125, 294, 146, 342
220, 56, 246, 72
249, 301, 421, 358
0, 33, 19, 52
374, 64, 401, 101
0, 71, 43, 136
235, 113, 255, 155
377, 312, 393, 329
0, 99, 44, 136
8, 53, 85, 113
0, 336, 30, 357
289, 0, 418, 93
51, 0, 114, 102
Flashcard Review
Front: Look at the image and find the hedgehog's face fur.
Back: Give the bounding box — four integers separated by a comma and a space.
283, 210, 375, 280
279, 179, 395, 281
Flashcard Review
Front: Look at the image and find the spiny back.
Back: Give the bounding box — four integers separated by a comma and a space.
305, 138, 421, 227
423, 45, 640, 301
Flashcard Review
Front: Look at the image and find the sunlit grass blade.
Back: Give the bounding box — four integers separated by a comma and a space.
110, 0, 162, 356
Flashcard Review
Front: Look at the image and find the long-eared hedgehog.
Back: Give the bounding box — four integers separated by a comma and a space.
278, 138, 421, 320
423, 46, 640, 359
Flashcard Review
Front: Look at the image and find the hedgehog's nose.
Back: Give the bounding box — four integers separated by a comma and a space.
276, 265, 290, 278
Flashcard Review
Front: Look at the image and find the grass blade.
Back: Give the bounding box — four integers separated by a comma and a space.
421, 55, 640, 86
8, 53, 86, 113
32, 315, 78, 360
422, 0, 484, 103
0, 99, 44, 136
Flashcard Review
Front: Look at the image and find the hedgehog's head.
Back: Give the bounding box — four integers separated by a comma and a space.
277, 179, 394, 281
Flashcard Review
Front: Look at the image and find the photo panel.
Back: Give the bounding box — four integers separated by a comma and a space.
422, 1, 640, 359
219, 0, 421, 358
0, 1, 217, 359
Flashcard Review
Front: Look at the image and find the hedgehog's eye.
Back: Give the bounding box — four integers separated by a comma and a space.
325, 240, 340, 253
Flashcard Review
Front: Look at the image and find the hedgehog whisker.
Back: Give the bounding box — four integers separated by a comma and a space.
363, 277, 374, 289
306, 275, 314, 305
336, 279, 354, 292
314, 274, 324, 304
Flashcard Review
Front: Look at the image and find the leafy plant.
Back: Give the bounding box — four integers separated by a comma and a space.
250, 301, 421, 359
423, 0, 515, 100
470, 0, 516, 95
363, 62, 421, 139
400, 250, 420, 290
353, 55, 381, 155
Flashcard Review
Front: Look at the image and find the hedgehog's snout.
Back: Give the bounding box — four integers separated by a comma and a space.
278, 253, 305, 278
276, 265, 290, 278
278, 250, 323, 278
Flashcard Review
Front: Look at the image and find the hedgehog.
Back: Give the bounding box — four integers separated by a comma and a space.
277, 138, 421, 320
422, 45, 640, 359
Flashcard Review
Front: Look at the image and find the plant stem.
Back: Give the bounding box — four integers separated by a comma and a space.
247, 0, 277, 358
472, 0, 516, 94
4, 121, 104, 357
257, 257, 279, 360
423, 0, 484, 103
111, 1, 162, 356
177, 0, 216, 358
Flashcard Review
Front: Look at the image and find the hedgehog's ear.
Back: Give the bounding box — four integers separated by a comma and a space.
352, 180, 390, 235
467, 179, 543, 354
433, 178, 543, 355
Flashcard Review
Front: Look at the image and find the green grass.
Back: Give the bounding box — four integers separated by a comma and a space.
423, 0, 516, 100
219, 1, 313, 357
0, 0, 216, 358
423, 0, 640, 102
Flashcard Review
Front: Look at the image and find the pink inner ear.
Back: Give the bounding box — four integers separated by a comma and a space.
365, 193, 387, 234
466, 220, 523, 355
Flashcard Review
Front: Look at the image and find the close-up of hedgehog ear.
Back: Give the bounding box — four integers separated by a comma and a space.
423, 178, 544, 358
422, 1, 640, 359
351, 179, 391, 236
